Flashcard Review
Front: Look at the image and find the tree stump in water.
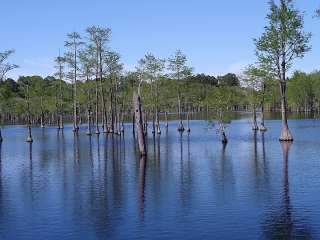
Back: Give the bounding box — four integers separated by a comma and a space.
259, 124, 267, 132
221, 131, 228, 144
133, 92, 147, 156
177, 120, 185, 132
252, 124, 259, 131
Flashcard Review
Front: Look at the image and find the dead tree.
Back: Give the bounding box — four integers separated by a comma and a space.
133, 92, 146, 156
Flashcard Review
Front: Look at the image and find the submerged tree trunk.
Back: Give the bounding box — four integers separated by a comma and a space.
143, 111, 148, 137
156, 109, 161, 134
279, 80, 293, 141
132, 112, 135, 136
99, 49, 108, 133
259, 104, 267, 132
26, 86, 33, 143
40, 96, 45, 128
86, 108, 92, 136
120, 111, 124, 134
72, 44, 79, 132
252, 104, 258, 131
26, 121, 33, 143
186, 111, 191, 132
133, 92, 146, 156
0, 128, 3, 142
165, 111, 168, 128
94, 76, 100, 134
220, 124, 228, 144
219, 111, 227, 144
58, 73, 64, 130
86, 91, 92, 136
260, 85, 267, 132
152, 109, 156, 135
72, 84, 78, 132
177, 94, 184, 132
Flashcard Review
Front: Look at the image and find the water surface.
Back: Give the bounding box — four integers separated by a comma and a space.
0, 118, 319, 239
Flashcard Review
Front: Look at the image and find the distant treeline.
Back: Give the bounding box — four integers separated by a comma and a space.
0, 70, 318, 125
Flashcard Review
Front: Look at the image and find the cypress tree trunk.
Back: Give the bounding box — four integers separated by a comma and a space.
259, 104, 267, 132
72, 42, 79, 132
86, 108, 92, 136
252, 104, 258, 131
120, 111, 124, 134
26, 86, 33, 143
156, 109, 161, 134
133, 92, 146, 156
187, 111, 191, 132
110, 89, 114, 133
177, 94, 184, 132
86, 91, 92, 136
144, 111, 148, 136
165, 111, 168, 128
219, 111, 227, 144
260, 86, 267, 132
99, 48, 108, 133
58, 72, 64, 130
0, 128, 3, 142
94, 76, 100, 134
152, 109, 156, 135
132, 112, 135, 136
40, 96, 44, 128
279, 80, 293, 141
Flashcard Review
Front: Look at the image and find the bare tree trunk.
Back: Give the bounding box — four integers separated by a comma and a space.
260, 85, 267, 132
177, 94, 184, 132
40, 96, 44, 128
165, 111, 168, 128
221, 127, 228, 144
0, 128, 3, 142
58, 70, 64, 130
156, 109, 161, 134
120, 110, 124, 134
94, 76, 100, 134
26, 86, 33, 143
279, 80, 293, 141
259, 104, 267, 131
152, 109, 156, 135
86, 108, 92, 136
252, 104, 258, 131
132, 112, 135, 136
86, 91, 92, 136
72, 43, 79, 132
143, 111, 148, 136
110, 88, 114, 133
133, 92, 146, 156
187, 111, 191, 132
219, 111, 227, 144
99, 48, 108, 133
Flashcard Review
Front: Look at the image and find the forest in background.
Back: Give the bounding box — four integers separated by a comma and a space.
0, 66, 319, 125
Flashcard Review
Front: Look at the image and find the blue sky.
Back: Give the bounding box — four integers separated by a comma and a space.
1, 0, 320, 79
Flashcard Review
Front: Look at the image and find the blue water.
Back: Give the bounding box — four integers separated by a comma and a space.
0, 118, 320, 239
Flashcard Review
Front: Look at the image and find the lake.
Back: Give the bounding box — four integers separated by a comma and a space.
0, 116, 320, 239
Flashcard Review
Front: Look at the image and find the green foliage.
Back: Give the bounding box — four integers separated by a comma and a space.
287, 71, 317, 111
217, 73, 240, 87
254, 0, 311, 80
